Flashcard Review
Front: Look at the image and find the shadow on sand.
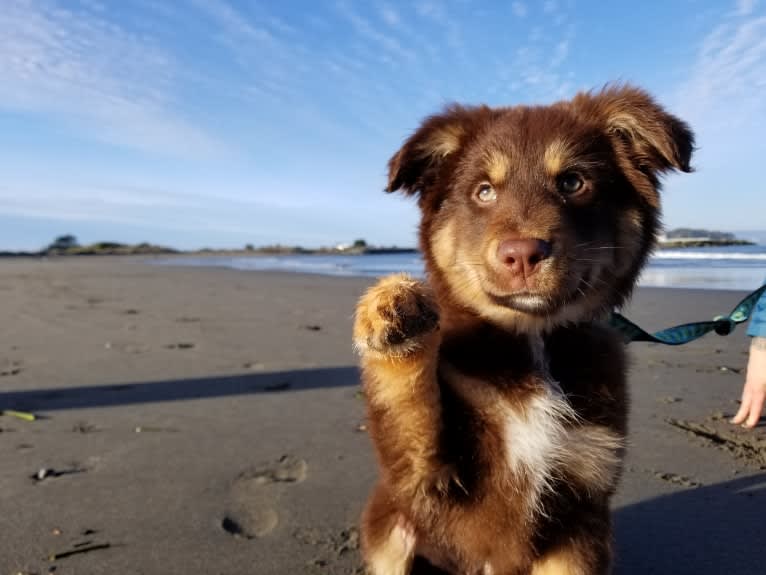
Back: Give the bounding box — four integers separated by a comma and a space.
614, 473, 766, 575
0, 366, 360, 412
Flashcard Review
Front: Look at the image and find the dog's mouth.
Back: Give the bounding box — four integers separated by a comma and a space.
485, 291, 558, 315
484, 275, 595, 316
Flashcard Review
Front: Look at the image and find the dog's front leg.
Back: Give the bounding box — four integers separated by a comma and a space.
354, 274, 451, 500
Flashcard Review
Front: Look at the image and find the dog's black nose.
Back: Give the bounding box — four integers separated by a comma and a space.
496, 238, 552, 276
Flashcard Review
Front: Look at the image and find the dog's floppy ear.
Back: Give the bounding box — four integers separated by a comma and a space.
387, 105, 492, 195
572, 85, 694, 177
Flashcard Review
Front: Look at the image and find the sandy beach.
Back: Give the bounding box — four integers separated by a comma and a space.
0, 257, 763, 575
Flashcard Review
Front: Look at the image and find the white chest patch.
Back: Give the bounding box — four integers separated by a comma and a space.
501, 336, 577, 515
441, 335, 623, 518
502, 389, 575, 490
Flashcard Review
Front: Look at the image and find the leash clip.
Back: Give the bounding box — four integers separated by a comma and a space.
713, 315, 734, 336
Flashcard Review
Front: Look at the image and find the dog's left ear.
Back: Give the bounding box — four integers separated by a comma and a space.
572, 85, 695, 177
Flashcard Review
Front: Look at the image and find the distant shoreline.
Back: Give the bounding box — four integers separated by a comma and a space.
0, 240, 758, 259
0, 246, 421, 258
657, 240, 755, 248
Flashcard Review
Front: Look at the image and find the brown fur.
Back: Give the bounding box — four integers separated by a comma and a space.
354, 85, 694, 574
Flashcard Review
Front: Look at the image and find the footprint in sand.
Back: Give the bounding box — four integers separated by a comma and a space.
165, 342, 196, 350
0, 360, 22, 377
222, 455, 307, 539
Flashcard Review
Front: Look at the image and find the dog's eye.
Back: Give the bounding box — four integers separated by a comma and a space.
558, 173, 585, 196
475, 184, 497, 204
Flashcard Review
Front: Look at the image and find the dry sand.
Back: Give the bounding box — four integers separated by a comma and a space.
0, 257, 763, 575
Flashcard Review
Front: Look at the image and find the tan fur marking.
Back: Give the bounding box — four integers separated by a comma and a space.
363, 339, 440, 407
430, 219, 457, 271
419, 124, 465, 158
607, 112, 647, 144
613, 208, 644, 276
531, 550, 586, 575
543, 139, 570, 175
367, 522, 416, 575
484, 149, 510, 183
627, 207, 643, 230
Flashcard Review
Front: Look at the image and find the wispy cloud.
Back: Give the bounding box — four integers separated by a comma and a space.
190, 0, 447, 139
335, 1, 416, 65
190, 0, 310, 101
676, 5, 766, 130
660, 2, 766, 231
191, 0, 280, 52
378, 2, 401, 27
738, 0, 757, 16
188, 0, 396, 148
415, 0, 465, 58
490, 14, 576, 102
0, 181, 334, 243
512, 2, 528, 18
0, 0, 222, 157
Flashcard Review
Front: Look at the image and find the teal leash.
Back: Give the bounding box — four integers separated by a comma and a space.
609, 284, 766, 345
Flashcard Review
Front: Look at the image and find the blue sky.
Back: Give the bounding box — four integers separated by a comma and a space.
1, 0, 765, 250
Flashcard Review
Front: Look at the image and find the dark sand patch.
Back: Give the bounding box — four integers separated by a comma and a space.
667, 416, 766, 468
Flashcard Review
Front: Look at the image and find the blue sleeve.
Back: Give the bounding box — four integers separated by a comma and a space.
747, 289, 766, 338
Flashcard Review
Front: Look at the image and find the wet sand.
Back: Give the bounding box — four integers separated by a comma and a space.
0, 257, 763, 574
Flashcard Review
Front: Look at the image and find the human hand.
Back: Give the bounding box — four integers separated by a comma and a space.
731, 336, 766, 428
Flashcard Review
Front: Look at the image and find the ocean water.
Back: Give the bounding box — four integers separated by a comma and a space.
639, 245, 766, 290
160, 244, 766, 291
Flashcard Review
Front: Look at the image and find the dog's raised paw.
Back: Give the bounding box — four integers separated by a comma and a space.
354, 274, 439, 356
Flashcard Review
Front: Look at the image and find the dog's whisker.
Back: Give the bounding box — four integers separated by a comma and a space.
592, 276, 611, 287
576, 277, 601, 294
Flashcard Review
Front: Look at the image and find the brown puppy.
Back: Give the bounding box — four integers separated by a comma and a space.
353, 85, 694, 575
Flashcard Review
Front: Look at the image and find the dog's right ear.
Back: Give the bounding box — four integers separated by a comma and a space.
387, 105, 491, 195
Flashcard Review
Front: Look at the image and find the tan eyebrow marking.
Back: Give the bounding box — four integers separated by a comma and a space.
543, 139, 572, 175
484, 149, 510, 183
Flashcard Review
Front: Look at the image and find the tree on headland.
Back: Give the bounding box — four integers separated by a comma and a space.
46, 234, 79, 252
42, 235, 177, 255
665, 228, 736, 241
352, 239, 367, 249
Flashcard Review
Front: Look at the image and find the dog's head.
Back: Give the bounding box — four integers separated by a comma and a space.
387, 85, 694, 332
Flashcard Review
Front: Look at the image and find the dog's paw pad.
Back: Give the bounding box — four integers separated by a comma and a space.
354, 274, 439, 355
